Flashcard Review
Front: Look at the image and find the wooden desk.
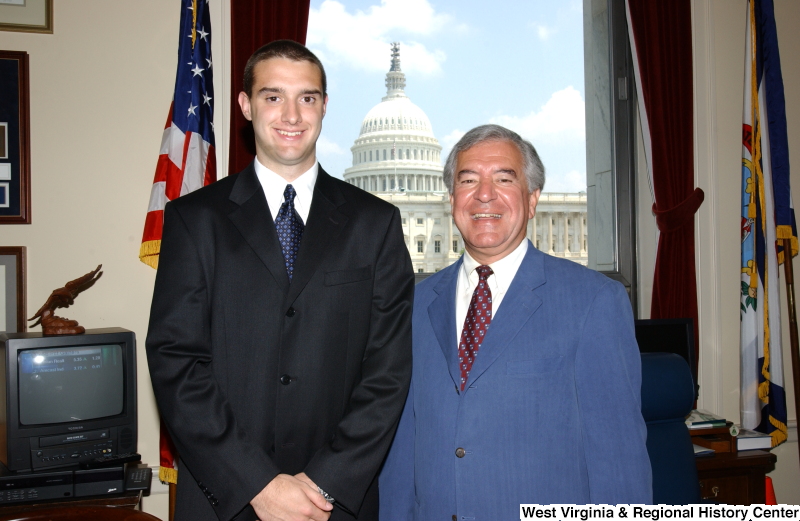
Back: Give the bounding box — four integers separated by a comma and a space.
695, 450, 777, 504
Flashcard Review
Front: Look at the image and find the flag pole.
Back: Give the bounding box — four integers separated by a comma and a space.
782, 238, 800, 470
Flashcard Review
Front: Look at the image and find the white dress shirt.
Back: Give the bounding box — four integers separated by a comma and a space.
253, 158, 318, 224
455, 239, 529, 346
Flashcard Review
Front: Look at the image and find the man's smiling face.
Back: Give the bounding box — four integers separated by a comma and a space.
238, 57, 327, 180
450, 140, 540, 265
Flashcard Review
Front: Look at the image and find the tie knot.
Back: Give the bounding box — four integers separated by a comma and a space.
476, 265, 493, 281
283, 184, 297, 204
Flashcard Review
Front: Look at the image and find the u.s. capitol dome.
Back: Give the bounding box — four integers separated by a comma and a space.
344, 43, 445, 193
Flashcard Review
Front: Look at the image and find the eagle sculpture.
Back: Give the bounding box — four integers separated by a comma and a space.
28, 265, 103, 335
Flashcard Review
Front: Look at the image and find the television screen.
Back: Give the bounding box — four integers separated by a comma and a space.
18, 344, 124, 425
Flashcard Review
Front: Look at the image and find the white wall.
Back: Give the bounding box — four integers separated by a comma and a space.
0, 2, 228, 518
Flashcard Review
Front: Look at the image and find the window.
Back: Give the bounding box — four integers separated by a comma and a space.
434, 218, 441, 225
418, 268, 424, 273
417, 240, 423, 253
383, 150, 387, 160
435, 240, 441, 253
417, 218, 424, 226
402, 218, 407, 225
310, 0, 636, 303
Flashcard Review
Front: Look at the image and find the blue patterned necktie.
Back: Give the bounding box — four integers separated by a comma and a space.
275, 184, 304, 281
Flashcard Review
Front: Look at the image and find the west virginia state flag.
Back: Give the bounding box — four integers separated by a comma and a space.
740, 0, 796, 448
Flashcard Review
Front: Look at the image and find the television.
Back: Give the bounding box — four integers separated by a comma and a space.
634, 318, 698, 400
0, 328, 137, 472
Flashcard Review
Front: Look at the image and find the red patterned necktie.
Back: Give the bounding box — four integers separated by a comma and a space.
458, 265, 493, 391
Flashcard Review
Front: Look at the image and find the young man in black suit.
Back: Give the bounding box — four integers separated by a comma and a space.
146, 40, 414, 521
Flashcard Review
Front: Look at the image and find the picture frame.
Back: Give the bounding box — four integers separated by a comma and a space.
0, 50, 31, 224
0, 246, 26, 333
0, 0, 52, 34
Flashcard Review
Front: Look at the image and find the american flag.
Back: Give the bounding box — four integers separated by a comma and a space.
140, 0, 217, 269
141, 0, 217, 486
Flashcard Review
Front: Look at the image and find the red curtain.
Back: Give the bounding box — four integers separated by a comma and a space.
627, 0, 704, 381
228, 0, 311, 176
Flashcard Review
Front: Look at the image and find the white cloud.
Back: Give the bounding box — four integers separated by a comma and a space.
439, 128, 466, 162
307, 0, 449, 74
532, 24, 556, 41
543, 169, 586, 193
490, 86, 585, 144
316, 135, 347, 156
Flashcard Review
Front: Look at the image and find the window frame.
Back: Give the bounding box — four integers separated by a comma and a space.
586, 0, 638, 314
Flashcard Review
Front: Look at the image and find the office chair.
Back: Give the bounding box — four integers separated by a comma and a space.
640, 352, 703, 504
0, 506, 162, 521
635, 318, 698, 401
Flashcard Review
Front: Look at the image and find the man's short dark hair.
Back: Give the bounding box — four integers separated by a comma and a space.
442, 124, 546, 194
242, 39, 327, 97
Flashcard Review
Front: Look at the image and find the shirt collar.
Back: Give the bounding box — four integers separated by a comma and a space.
461, 239, 529, 291
253, 159, 318, 223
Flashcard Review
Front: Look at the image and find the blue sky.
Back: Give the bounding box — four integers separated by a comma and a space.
307, 0, 587, 193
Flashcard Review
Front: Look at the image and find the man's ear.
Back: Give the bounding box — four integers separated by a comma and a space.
322, 94, 329, 119
238, 91, 252, 121
528, 188, 541, 219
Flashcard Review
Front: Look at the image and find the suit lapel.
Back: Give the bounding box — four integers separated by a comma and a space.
464, 244, 546, 390
428, 260, 462, 390
285, 168, 349, 305
227, 164, 290, 294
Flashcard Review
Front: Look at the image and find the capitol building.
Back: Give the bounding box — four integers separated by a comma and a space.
343, 44, 588, 273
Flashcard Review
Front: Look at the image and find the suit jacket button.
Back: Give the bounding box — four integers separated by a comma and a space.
280, 374, 292, 385
455, 447, 465, 458
286, 307, 296, 317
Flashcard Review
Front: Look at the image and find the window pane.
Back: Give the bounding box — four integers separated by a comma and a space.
309, 0, 632, 286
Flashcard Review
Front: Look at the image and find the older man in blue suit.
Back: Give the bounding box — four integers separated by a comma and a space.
380, 124, 652, 520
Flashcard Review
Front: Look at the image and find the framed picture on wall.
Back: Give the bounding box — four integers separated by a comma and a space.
0, 50, 31, 224
0, 246, 26, 333
0, 0, 52, 34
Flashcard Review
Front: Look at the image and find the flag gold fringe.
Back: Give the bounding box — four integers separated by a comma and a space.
139, 240, 161, 269
758, 380, 770, 402
768, 416, 788, 447
775, 226, 798, 264
159, 465, 178, 485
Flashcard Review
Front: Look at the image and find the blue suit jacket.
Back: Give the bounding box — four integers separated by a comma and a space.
380, 242, 652, 520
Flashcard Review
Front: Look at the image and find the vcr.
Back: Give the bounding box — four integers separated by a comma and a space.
29, 428, 117, 470
0, 464, 127, 505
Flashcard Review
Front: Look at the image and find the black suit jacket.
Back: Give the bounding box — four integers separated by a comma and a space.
145, 164, 414, 521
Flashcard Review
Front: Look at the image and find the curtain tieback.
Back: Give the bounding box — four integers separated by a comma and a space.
652, 187, 705, 232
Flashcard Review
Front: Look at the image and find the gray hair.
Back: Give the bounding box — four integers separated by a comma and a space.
442, 124, 545, 194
